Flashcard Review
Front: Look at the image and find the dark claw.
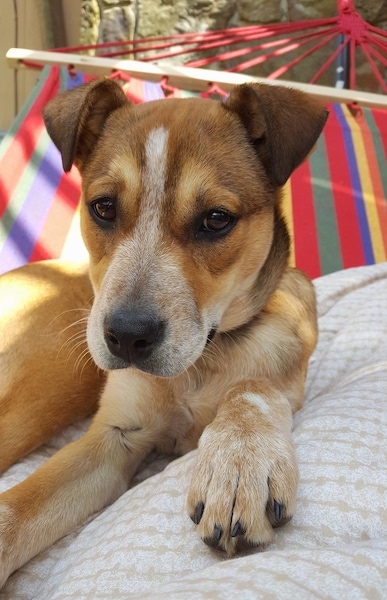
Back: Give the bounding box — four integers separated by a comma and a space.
203, 536, 224, 550
274, 500, 283, 522
271, 500, 292, 529
202, 524, 223, 549
214, 524, 223, 541
231, 521, 246, 538
266, 499, 291, 528
190, 501, 205, 525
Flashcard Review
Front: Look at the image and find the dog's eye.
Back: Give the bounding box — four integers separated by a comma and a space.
90, 198, 116, 223
201, 210, 234, 234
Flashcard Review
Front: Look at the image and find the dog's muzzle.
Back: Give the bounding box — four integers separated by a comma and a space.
104, 308, 165, 368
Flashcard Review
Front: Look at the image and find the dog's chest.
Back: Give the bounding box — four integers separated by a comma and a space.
174, 366, 247, 454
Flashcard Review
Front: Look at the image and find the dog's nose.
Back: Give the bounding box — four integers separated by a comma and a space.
104, 309, 165, 365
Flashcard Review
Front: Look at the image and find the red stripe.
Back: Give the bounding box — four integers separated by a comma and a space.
29, 168, 81, 262
290, 160, 321, 279
122, 78, 146, 104
323, 104, 365, 268
0, 67, 61, 218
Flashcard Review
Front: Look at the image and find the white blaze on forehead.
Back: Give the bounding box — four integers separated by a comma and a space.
96, 125, 170, 287
140, 126, 169, 235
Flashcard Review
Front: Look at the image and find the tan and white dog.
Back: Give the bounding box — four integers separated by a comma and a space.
0, 79, 327, 587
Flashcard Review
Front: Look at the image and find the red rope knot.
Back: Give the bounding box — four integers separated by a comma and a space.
201, 83, 228, 99
337, 0, 355, 13
67, 64, 77, 78
338, 1, 368, 43
160, 76, 176, 97
109, 70, 132, 84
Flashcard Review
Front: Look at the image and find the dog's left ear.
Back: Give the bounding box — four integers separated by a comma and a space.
223, 83, 328, 186
43, 78, 129, 172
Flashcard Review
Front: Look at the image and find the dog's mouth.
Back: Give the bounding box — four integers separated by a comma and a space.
90, 310, 219, 377
206, 328, 217, 345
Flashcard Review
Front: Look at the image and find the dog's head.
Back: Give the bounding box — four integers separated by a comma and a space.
44, 79, 327, 377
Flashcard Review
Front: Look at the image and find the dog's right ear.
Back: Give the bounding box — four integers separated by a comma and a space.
43, 78, 128, 172
223, 83, 328, 187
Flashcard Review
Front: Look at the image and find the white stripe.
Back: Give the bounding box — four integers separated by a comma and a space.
243, 392, 270, 415
140, 126, 169, 238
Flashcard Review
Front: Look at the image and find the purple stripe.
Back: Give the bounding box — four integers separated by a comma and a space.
333, 104, 374, 264
66, 71, 85, 90
0, 140, 63, 272
143, 80, 165, 102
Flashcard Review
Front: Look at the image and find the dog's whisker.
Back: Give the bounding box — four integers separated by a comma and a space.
59, 328, 87, 346
202, 340, 226, 369
77, 351, 104, 383
55, 318, 89, 368
62, 336, 86, 358
48, 308, 90, 330
58, 325, 87, 346
58, 316, 89, 337
53, 320, 89, 355
74, 348, 95, 379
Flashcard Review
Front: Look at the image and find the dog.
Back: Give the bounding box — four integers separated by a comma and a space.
0, 79, 327, 587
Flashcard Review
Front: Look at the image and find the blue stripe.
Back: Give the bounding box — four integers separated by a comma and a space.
333, 104, 374, 264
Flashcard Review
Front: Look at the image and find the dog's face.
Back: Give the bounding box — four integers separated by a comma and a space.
44, 81, 327, 377
80, 98, 276, 377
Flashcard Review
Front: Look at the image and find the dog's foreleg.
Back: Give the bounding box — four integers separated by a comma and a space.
187, 378, 299, 556
0, 420, 142, 587
0, 370, 173, 588
187, 267, 317, 555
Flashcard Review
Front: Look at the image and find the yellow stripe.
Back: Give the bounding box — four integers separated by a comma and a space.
343, 105, 386, 262
280, 180, 295, 267
60, 205, 89, 263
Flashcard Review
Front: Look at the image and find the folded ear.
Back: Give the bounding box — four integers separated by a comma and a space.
223, 83, 328, 186
43, 78, 128, 172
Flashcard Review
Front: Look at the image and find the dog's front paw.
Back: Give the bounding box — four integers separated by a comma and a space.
187, 395, 298, 556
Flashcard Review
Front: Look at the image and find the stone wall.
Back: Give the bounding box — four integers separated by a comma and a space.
79, 0, 387, 92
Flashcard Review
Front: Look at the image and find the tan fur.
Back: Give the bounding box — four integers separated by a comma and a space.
0, 260, 105, 473
0, 80, 327, 587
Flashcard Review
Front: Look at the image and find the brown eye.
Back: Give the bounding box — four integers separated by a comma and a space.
202, 210, 233, 232
90, 198, 116, 223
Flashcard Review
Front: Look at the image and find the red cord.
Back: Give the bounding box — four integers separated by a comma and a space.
17, 0, 386, 94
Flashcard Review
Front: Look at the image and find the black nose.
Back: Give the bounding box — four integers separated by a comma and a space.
104, 309, 165, 365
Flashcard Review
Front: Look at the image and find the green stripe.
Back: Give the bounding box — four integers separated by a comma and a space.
309, 134, 343, 275
363, 107, 387, 205
0, 66, 68, 247
0, 130, 52, 246
0, 66, 52, 160
181, 89, 198, 98
59, 66, 68, 92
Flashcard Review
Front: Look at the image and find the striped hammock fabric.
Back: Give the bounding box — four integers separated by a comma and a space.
284, 102, 387, 277
0, 65, 386, 279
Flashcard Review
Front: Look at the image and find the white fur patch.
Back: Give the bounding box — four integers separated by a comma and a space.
140, 126, 169, 239
243, 392, 270, 415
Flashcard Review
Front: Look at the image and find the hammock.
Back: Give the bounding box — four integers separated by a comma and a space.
1, 62, 386, 279
52, 0, 387, 92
